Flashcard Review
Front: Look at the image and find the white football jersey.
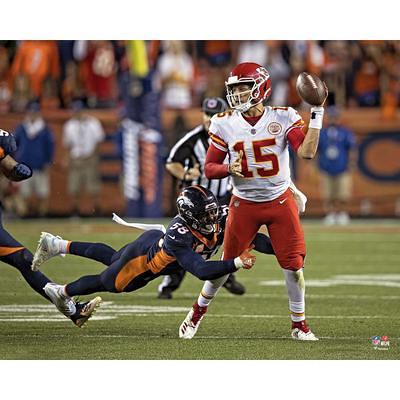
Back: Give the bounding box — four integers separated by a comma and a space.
209, 106, 304, 202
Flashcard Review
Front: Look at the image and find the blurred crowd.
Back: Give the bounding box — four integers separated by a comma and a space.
0, 40, 398, 221
0, 40, 399, 116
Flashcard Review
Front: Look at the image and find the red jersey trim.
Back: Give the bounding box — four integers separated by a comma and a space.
287, 127, 305, 152
209, 132, 228, 149
285, 118, 305, 136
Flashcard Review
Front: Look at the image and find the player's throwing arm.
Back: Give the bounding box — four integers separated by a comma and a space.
296, 73, 329, 159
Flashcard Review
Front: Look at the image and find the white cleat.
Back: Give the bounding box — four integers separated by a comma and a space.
179, 304, 207, 339
71, 297, 102, 328
44, 282, 76, 317
291, 320, 319, 341
291, 328, 319, 341
32, 231, 65, 271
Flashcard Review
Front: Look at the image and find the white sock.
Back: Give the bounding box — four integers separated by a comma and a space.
61, 285, 69, 298
57, 239, 70, 254
197, 274, 229, 307
283, 268, 306, 322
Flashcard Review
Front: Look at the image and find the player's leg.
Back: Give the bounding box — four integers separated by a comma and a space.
201, 196, 260, 303
42, 240, 148, 326
179, 274, 229, 339
68, 241, 116, 265
59, 245, 139, 297
222, 273, 245, 295
222, 195, 262, 260
217, 192, 246, 295
64, 251, 144, 297
180, 196, 261, 339
43, 279, 102, 328
0, 220, 53, 301
266, 190, 318, 341
1, 249, 52, 301
32, 231, 117, 270
157, 270, 186, 299
64, 230, 162, 297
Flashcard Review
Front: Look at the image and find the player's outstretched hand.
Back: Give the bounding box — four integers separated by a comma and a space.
234, 244, 256, 269
229, 150, 244, 177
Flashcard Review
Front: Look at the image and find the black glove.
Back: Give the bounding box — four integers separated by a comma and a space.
0, 129, 17, 159
8, 163, 33, 182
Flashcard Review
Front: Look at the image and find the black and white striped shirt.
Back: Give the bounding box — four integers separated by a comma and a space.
167, 124, 232, 199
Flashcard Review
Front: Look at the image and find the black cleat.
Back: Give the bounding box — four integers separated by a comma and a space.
223, 274, 246, 295
157, 288, 173, 300
70, 297, 102, 327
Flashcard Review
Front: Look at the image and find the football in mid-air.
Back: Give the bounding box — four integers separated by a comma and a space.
296, 72, 328, 106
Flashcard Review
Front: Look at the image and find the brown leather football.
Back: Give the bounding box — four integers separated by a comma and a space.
296, 72, 328, 106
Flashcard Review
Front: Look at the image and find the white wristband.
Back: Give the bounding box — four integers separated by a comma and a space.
234, 257, 244, 269
309, 106, 324, 129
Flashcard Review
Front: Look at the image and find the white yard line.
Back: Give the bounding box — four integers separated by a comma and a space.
0, 313, 395, 321
125, 292, 400, 300
0, 302, 397, 323
0, 316, 116, 322
1, 333, 399, 341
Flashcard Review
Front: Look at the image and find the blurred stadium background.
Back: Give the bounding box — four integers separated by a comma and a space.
0, 40, 399, 361
0, 40, 399, 220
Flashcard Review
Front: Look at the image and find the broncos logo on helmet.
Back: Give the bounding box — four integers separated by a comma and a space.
176, 195, 195, 210
176, 185, 221, 234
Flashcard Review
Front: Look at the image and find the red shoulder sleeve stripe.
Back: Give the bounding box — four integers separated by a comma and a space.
287, 127, 305, 152
286, 118, 305, 135
209, 132, 228, 149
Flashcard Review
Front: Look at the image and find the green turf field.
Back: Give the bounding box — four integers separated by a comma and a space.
0, 218, 399, 360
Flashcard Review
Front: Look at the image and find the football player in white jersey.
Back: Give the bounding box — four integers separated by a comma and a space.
179, 62, 327, 341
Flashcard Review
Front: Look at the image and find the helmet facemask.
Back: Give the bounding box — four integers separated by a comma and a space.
184, 203, 222, 235
226, 80, 258, 112
179, 203, 221, 235
195, 205, 222, 234
225, 65, 271, 112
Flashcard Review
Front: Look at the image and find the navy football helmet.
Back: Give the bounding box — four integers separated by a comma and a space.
176, 185, 221, 234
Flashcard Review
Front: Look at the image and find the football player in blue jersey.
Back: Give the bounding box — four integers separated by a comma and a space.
31, 185, 274, 325
0, 128, 100, 327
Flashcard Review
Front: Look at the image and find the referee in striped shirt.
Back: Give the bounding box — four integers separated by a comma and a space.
158, 97, 246, 299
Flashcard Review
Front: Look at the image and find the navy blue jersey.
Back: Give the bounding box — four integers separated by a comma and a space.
164, 214, 225, 261
145, 208, 235, 281
65, 207, 275, 294
146, 201, 273, 276
145, 204, 273, 281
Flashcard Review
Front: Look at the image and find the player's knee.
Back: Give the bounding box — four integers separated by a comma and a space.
100, 273, 119, 293
279, 254, 305, 270
3, 248, 33, 271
